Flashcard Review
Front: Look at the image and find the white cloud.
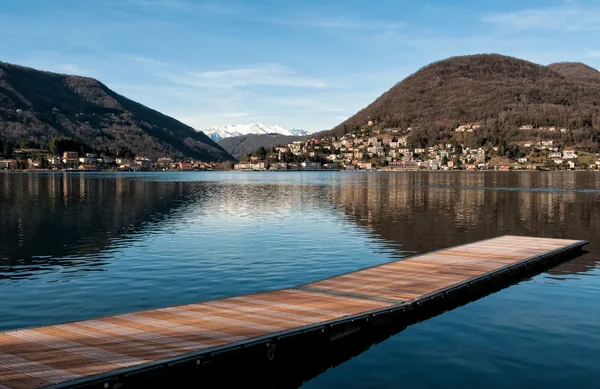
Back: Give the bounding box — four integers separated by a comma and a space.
161, 63, 328, 89
274, 16, 405, 31
122, 54, 170, 67
119, 0, 238, 15
61, 64, 87, 75
483, 7, 600, 31
585, 50, 600, 57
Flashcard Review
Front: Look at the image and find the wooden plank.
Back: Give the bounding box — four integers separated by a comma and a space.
0, 236, 586, 389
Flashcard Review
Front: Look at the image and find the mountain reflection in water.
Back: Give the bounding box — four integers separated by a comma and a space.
1, 171, 599, 389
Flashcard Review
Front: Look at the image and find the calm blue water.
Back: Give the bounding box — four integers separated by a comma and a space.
1, 171, 599, 388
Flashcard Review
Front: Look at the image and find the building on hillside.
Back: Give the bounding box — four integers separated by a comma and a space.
135, 157, 152, 170
234, 162, 251, 170
302, 162, 322, 170
79, 156, 95, 164
62, 151, 79, 168
78, 164, 97, 171
271, 162, 288, 170
156, 157, 174, 169
119, 161, 139, 171
357, 161, 373, 170
47, 156, 61, 166
389, 161, 418, 170
179, 160, 193, 170
101, 155, 115, 164
563, 150, 577, 159
475, 150, 486, 164
252, 162, 268, 171
0, 159, 17, 169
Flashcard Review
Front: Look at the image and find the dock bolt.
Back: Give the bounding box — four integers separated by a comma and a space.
267, 344, 276, 361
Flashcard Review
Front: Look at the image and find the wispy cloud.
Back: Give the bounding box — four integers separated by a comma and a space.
276, 16, 405, 31
121, 0, 237, 14
120, 54, 170, 67
483, 7, 600, 31
61, 64, 87, 75
161, 63, 328, 89
585, 50, 600, 57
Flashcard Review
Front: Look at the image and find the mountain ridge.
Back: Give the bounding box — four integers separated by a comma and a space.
0, 61, 233, 161
331, 54, 600, 149
204, 121, 312, 142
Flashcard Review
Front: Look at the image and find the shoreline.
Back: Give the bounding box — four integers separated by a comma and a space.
2, 169, 596, 174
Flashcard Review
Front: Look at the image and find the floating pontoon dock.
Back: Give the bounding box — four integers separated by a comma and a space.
0, 236, 588, 389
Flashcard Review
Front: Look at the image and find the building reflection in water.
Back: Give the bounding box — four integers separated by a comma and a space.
327, 172, 600, 276
2, 172, 599, 280
0, 171, 599, 388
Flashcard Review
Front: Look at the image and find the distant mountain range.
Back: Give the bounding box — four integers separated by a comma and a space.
0, 61, 233, 161
204, 121, 312, 142
218, 133, 309, 159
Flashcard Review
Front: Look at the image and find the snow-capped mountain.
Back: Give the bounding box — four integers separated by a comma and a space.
203, 121, 312, 142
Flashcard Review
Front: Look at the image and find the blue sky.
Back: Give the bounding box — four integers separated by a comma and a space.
1, 0, 600, 132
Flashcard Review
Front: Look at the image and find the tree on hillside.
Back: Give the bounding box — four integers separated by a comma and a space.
19, 139, 40, 149
255, 146, 267, 160
39, 157, 49, 169
117, 146, 136, 159
3, 141, 14, 158
49, 137, 87, 155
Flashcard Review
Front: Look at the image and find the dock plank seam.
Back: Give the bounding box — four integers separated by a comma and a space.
293, 286, 404, 304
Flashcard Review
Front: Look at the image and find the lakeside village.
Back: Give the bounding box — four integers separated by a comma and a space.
235, 123, 600, 171
2, 123, 600, 172
0, 150, 221, 171
0, 138, 221, 171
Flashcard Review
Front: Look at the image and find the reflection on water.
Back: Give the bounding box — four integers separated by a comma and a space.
0, 173, 190, 279
327, 172, 600, 276
1, 171, 599, 389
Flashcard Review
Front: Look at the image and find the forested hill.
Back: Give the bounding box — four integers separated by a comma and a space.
0, 61, 233, 161
218, 134, 308, 159
332, 54, 600, 150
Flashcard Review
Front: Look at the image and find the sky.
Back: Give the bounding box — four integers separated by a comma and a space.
1, 0, 600, 132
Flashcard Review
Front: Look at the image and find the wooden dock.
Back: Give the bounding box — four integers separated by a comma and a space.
0, 236, 587, 389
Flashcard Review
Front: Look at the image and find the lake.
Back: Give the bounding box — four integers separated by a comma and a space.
1, 171, 599, 388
